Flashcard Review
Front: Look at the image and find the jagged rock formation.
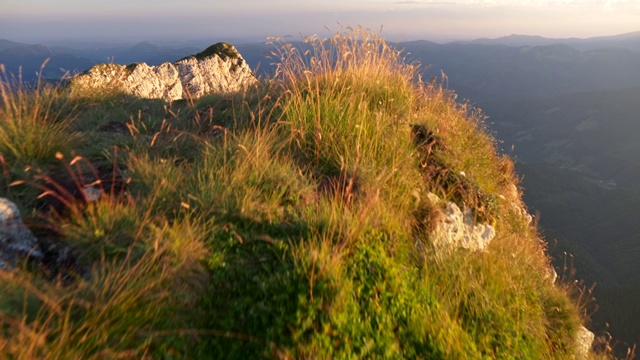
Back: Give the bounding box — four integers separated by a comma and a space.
427, 192, 496, 253
70, 42, 257, 100
0, 198, 42, 270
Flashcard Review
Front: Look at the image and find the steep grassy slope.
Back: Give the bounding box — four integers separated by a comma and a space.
0, 29, 594, 358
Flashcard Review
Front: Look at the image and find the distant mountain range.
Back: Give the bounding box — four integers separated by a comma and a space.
399, 41, 640, 101
456, 31, 640, 51
0, 40, 94, 81
0, 40, 201, 82
2, 31, 639, 82
48, 41, 201, 66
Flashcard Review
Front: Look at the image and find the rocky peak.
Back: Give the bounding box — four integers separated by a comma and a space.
70, 42, 257, 100
181, 42, 240, 62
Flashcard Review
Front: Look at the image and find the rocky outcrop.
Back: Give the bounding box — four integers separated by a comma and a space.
0, 198, 43, 270
70, 42, 257, 100
503, 183, 534, 226
575, 326, 595, 360
427, 193, 496, 254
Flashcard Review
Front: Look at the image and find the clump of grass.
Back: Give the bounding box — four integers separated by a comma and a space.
0, 65, 80, 168
0, 220, 208, 359
0, 168, 210, 358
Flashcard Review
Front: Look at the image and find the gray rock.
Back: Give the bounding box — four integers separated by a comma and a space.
545, 267, 558, 284
0, 198, 43, 270
81, 186, 101, 202
503, 183, 533, 225
427, 193, 496, 254
70, 42, 257, 101
575, 325, 595, 360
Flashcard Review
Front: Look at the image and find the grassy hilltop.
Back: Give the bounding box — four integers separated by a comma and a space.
0, 28, 601, 358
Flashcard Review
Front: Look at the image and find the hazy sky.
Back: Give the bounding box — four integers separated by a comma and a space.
2, 0, 639, 45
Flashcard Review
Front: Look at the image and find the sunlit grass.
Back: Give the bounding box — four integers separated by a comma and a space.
0, 65, 80, 167
0, 26, 601, 358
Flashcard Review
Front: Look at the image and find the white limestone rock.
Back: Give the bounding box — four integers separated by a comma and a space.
71, 42, 257, 101
125, 62, 182, 99
545, 266, 558, 284
0, 198, 43, 270
575, 326, 595, 360
428, 193, 495, 254
176, 52, 256, 97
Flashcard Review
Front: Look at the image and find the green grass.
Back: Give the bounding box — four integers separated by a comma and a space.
0, 26, 606, 358
0, 66, 80, 168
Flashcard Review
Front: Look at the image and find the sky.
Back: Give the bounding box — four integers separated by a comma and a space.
1, 0, 639, 45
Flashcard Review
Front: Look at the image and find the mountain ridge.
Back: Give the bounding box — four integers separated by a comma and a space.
454, 31, 640, 51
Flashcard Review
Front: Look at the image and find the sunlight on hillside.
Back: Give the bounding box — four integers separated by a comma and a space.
0, 26, 620, 358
